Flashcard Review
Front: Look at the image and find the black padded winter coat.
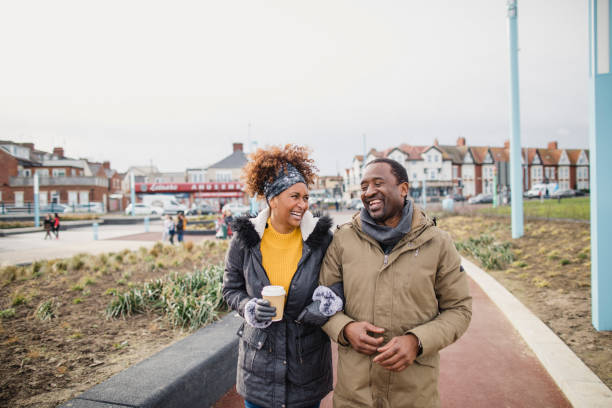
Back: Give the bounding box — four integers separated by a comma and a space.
222, 208, 333, 408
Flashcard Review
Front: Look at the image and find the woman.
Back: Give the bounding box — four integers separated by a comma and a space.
175, 213, 185, 243
162, 214, 175, 243
52, 213, 61, 239
222, 145, 343, 408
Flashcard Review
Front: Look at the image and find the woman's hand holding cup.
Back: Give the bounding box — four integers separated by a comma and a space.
254, 299, 277, 323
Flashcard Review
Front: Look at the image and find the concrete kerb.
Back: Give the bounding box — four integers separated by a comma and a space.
60, 313, 243, 408
462, 257, 612, 408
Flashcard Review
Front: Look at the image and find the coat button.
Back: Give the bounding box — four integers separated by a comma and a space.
257, 341, 262, 347
283, 360, 287, 365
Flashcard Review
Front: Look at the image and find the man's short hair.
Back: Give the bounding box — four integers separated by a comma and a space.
366, 158, 409, 185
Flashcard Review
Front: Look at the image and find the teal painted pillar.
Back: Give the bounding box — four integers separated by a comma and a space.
33, 173, 40, 228
589, 0, 612, 330
130, 172, 136, 216
507, 0, 524, 238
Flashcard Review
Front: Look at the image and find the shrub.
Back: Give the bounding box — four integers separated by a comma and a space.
69, 255, 85, 271
70, 284, 84, 292
0, 308, 16, 319
106, 264, 228, 330
36, 299, 57, 321
560, 259, 571, 266
455, 234, 514, 270
73, 298, 83, 304
548, 250, 560, 261
11, 292, 27, 306
105, 290, 144, 318
1, 265, 19, 283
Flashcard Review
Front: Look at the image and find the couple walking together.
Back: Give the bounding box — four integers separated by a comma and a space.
222, 145, 472, 408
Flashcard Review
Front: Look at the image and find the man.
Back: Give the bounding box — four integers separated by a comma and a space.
320, 158, 472, 408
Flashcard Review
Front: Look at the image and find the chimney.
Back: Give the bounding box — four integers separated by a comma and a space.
456, 137, 466, 147
21, 143, 34, 150
504, 140, 510, 149
102, 161, 110, 170
233, 143, 243, 152
434, 138, 439, 146
53, 147, 64, 158
547, 141, 558, 150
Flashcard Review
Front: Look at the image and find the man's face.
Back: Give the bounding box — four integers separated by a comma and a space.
360, 162, 408, 226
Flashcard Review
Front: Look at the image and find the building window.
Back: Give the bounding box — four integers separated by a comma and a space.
52, 169, 66, 177
434, 155, 439, 162
23, 169, 32, 177
216, 171, 232, 182
35, 169, 49, 177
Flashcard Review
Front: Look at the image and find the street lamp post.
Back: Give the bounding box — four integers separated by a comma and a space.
507, 0, 524, 238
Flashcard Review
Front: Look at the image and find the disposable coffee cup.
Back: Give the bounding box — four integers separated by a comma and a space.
262, 285, 286, 322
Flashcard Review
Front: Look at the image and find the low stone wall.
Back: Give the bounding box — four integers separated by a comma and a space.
60, 313, 243, 408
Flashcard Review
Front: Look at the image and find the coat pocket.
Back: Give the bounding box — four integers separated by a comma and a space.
415, 352, 439, 369
287, 328, 331, 386
237, 323, 271, 378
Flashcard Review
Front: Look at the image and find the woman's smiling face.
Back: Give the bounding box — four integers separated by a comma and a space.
269, 182, 309, 233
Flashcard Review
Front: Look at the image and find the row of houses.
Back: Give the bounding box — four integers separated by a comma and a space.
0, 141, 251, 212
344, 138, 590, 199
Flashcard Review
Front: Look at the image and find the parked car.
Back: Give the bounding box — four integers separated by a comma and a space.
346, 198, 363, 210
222, 203, 251, 217
187, 203, 217, 215
125, 203, 164, 215
40, 203, 72, 213
551, 189, 577, 198
468, 193, 493, 204
450, 194, 466, 202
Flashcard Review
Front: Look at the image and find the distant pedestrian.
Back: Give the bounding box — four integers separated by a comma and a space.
162, 214, 175, 243
43, 213, 53, 240
52, 213, 61, 239
176, 213, 185, 243
335, 200, 339, 211
223, 208, 233, 238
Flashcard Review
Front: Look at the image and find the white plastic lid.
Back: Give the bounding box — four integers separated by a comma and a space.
262, 285, 286, 296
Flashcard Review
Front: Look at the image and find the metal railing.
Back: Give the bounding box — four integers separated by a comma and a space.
9, 176, 108, 187
0, 202, 105, 215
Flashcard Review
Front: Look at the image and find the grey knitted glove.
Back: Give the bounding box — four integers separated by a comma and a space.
244, 298, 276, 328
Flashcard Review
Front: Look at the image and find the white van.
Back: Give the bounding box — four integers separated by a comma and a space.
140, 194, 187, 214
525, 183, 558, 198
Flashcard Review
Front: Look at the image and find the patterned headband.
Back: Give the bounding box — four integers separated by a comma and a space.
263, 163, 306, 201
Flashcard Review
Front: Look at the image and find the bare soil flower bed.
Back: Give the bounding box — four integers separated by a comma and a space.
0, 240, 228, 408
439, 214, 611, 389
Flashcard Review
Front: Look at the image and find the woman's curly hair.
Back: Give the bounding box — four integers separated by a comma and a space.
242, 144, 317, 197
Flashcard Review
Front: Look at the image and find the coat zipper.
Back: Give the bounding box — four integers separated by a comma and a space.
383, 254, 389, 266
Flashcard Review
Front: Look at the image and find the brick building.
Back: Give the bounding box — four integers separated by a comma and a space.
344, 138, 590, 200
0, 141, 121, 211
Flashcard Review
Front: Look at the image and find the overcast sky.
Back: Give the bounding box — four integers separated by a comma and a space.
0, 0, 589, 175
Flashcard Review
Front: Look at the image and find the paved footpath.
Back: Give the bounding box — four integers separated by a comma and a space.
0, 220, 214, 266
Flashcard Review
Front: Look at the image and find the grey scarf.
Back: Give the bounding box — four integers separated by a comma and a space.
360, 199, 413, 254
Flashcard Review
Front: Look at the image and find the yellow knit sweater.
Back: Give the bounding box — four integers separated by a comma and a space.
260, 219, 303, 296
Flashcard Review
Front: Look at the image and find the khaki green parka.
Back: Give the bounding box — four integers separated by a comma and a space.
320, 206, 472, 408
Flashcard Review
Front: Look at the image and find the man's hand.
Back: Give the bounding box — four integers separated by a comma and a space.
343, 321, 385, 355
372, 334, 419, 372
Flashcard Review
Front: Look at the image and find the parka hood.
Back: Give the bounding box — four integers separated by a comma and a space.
232, 207, 333, 249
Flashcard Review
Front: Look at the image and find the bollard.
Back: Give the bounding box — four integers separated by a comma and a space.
442, 197, 454, 212
144, 216, 149, 233
93, 222, 99, 240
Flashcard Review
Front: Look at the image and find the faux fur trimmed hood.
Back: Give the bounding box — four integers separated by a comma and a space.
231, 207, 333, 250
